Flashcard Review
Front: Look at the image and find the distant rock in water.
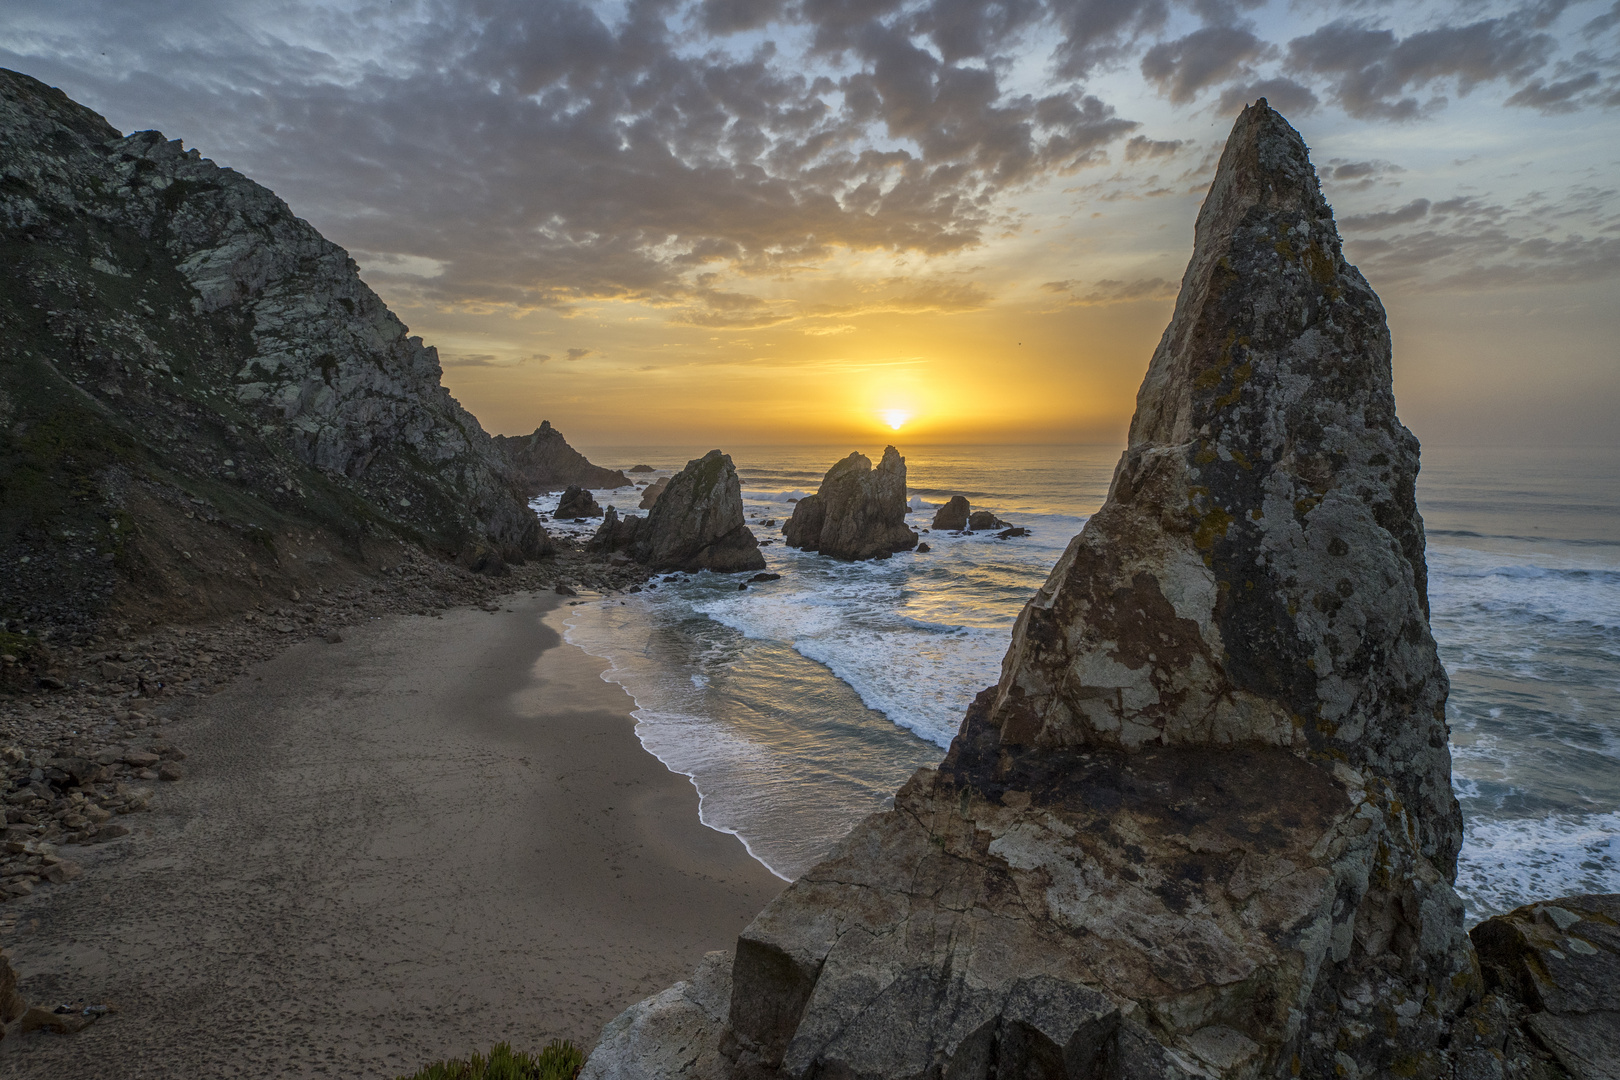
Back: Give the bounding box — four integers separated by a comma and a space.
492, 421, 629, 495
931, 495, 970, 531
589, 451, 764, 573
584, 101, 1482, 1080
966, 509, 1006, 531
782, 446, 917, 561
554, 486, 603, 519
638, 476, 670, 510
0, 69, 548, 634
628, 464, 655, 474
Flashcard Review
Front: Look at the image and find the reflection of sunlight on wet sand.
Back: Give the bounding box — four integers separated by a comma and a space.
882, 409, 909, 430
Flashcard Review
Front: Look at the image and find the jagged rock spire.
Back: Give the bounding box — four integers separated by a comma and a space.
986, 99, 1459, 874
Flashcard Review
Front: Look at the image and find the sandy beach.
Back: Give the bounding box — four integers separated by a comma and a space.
0, 591, 783, 1077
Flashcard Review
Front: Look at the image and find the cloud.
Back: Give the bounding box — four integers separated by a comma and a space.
1124, 134, 1183, 161
1504, 72, 1603, 113
1340, 198, 1431, 231
565, 347, 594, 361
442, 352, 546, 367
1043, 277, 1175, 305
1141, 25, 1271, 105
1217, 76, 1320, 116
1286, 11, 1559, 120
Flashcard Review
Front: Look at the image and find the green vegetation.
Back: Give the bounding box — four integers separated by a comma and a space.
396, 1040, 585, 1080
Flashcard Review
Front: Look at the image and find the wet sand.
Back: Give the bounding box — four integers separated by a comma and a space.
0, 591, 783, 1077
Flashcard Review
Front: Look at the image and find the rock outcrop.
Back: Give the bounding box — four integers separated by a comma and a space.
585, 101, 1479, 1080
492, 421, 629, 495
967, 509, 1007, 531
782, 446, 918, 560
1470, 894, 1620, 1078
555, 486, 603, 519
0, 69, 548, 635
639, 476, 670, 510
932, 496, 971, 531
588, 451, 764, 573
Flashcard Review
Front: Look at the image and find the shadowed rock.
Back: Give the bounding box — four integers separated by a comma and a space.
932, 495, 970, 530
492, 421, 629, 495
638, 476, 670, 510
967, 509, 1006, 531
584, 100, 1482, 1080
554, 486, 603, 519
589, 451, 764, 573
782, 446, 918, 560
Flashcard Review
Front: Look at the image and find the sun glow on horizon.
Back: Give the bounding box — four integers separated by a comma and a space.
882, 409, 910, 430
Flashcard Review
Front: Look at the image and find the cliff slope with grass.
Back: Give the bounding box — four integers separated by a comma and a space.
0, 68, 549, 642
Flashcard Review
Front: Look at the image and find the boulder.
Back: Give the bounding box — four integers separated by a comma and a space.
492, 421, 630, 494
967, 509, 1006, 530
585, 100, 1478, 1080
639, 476, 670, 510
555, 486, 603, 519
782, 446, 918, 561
932, 495, 971, 531
629, 464, 656, 474
1471, 894, 1620, 1079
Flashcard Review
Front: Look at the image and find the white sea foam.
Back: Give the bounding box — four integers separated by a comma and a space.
1457, 811, 1620, 919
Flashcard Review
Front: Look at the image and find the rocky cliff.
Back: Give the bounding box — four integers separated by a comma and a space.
782, 446, 917, 560
589, 450, 764, 573
0, 69, 548, 637
584, 101, 1482, 1080
492, 421, 629, 496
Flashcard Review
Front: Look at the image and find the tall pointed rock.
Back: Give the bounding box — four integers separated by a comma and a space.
582, 101, 1478, 1080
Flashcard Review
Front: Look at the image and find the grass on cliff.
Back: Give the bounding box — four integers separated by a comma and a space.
397, 1040, 584, 1080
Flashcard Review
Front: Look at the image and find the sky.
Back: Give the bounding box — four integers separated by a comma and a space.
3, 0, 1618, 447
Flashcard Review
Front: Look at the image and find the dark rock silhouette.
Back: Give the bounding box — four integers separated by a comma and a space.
966, 509, 1006, 531
492, 421, 629, 495
629, 464, 656, 474
555, 486, 602, 519
782, 446, 917, 561
589, 451, 764, 573
583, 100, 1482, 1080
932, 495, 971, 530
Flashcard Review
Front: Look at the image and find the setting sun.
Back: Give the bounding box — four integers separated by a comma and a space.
882, 409, 910, 430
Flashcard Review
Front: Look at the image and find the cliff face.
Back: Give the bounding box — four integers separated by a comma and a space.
0, 69, 547, 634
492, 421, 629, 495
584, 102, 1478, 1080
782, 446, 917, 561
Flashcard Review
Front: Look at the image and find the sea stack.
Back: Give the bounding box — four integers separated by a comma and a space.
584, 101, 1478, 1080
782, 446, 918, 560
589, 450, 765, 573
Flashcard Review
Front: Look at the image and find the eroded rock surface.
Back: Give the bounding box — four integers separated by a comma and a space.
588, 451, 764, 573
783, 446, 917, 560
492, 421, 629, 495
1471, 894, 1620, 1079
586, 100, 1479, 1080
639, 476, 670, 510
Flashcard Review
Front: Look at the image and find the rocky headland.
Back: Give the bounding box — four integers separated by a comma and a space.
782, 446, 918, 561
589, 450, 765, 573
578, 101, 1594, 1080
0, 67, 548, 645
492, 421, 630, 496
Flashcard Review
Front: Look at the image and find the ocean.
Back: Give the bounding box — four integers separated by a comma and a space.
551, 443, 1620, 921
